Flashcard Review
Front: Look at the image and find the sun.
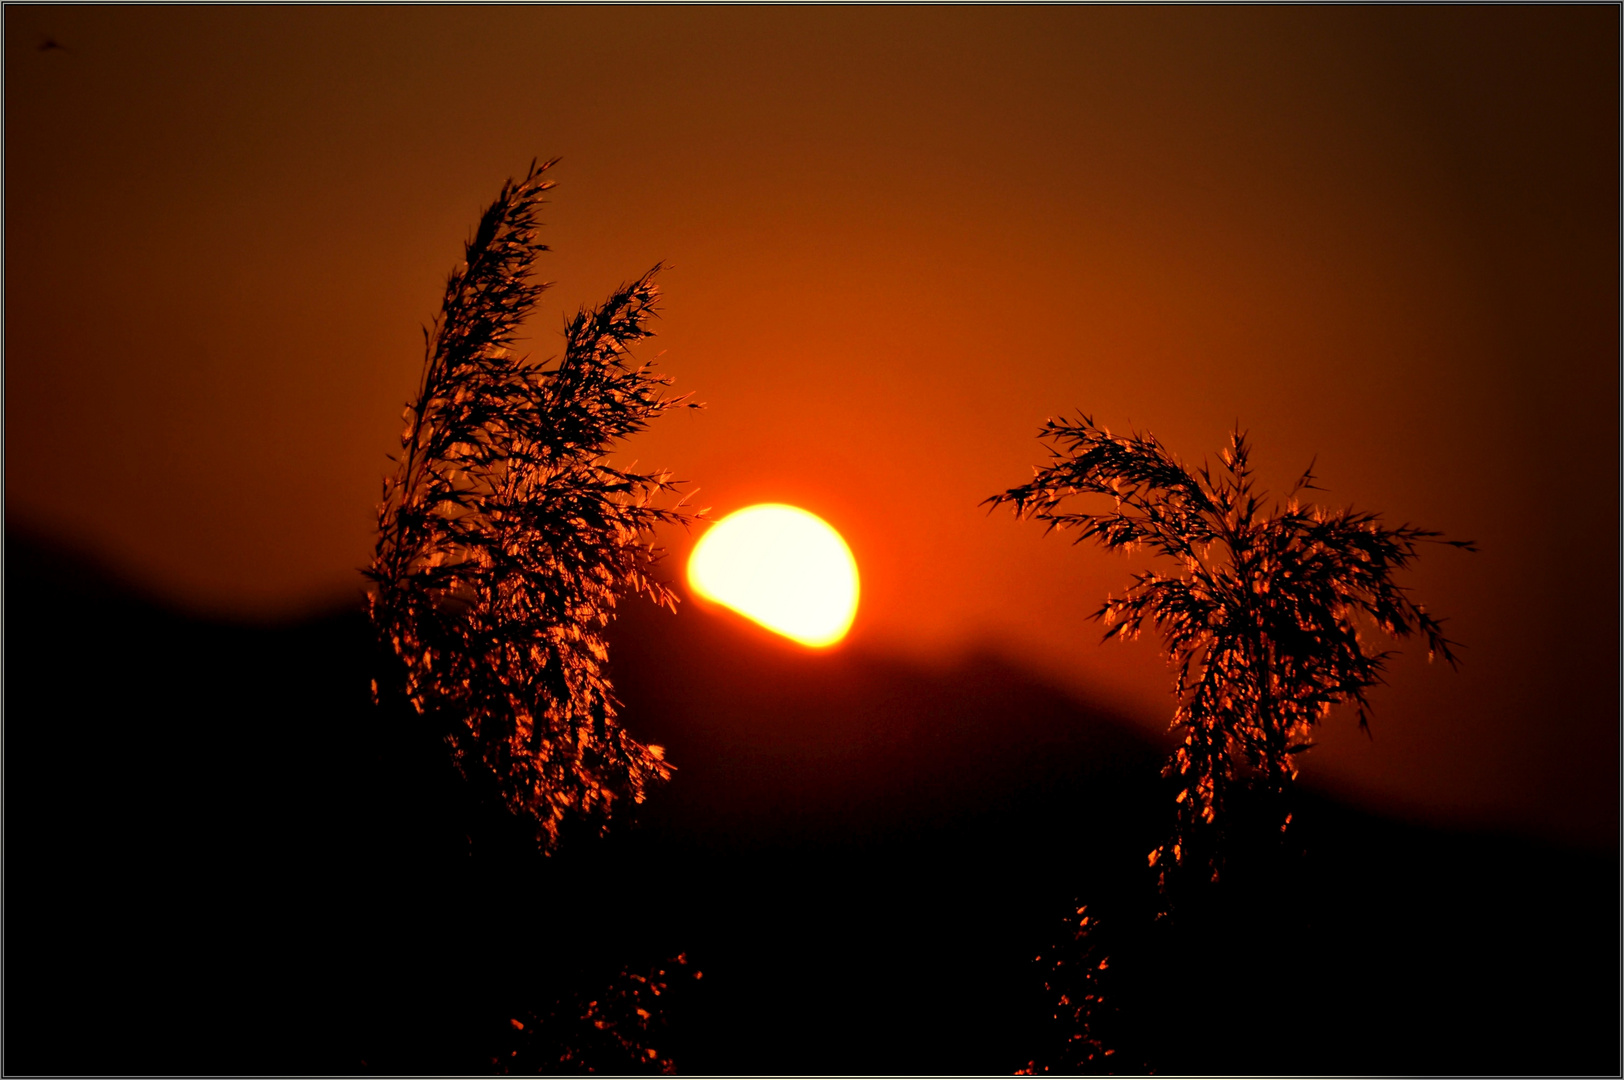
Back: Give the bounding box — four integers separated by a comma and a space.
686, 504, 860, 647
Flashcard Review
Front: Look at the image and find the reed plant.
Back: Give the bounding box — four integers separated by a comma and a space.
990, 415, 1473, 885
367, 160, 698, 850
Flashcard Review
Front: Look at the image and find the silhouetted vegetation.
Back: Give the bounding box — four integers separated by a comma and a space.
367, 160, 699, 850
991, 415, 1473, 885
993, 416, 1477, 1072
492, 955, 699, 1074
1016, 905, 1135, 1076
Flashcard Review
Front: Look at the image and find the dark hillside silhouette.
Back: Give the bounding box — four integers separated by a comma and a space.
5, 528, 1617, 1075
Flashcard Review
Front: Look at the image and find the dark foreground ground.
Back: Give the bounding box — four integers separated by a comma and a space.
6, 530, 1619, 1075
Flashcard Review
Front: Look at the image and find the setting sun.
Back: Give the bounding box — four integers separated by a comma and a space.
686, 504, 860, 647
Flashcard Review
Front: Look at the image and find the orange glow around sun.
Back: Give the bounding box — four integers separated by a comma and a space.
686, 504, 860, 647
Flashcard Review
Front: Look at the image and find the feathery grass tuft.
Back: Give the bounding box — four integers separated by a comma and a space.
367, 159, 699, 850
990, 415, 1473, 886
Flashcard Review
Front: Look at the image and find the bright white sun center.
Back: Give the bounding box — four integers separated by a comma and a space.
686, 504, 860, 647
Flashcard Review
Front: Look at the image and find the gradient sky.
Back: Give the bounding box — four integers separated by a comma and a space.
7, 6, 1617, 847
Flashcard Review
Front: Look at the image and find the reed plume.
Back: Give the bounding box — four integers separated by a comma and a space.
990, 416, 1473, 885
367, 159, 698, 850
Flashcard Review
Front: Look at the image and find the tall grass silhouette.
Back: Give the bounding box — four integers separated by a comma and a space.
368, 159, 698, 850
991, 415, 1474, 883
995, 415, 1475, 1072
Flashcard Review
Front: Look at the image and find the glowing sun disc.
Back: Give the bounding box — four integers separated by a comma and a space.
687, 504, 859, 647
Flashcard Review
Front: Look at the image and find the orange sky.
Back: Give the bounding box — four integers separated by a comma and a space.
7, 6, 1617, 847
